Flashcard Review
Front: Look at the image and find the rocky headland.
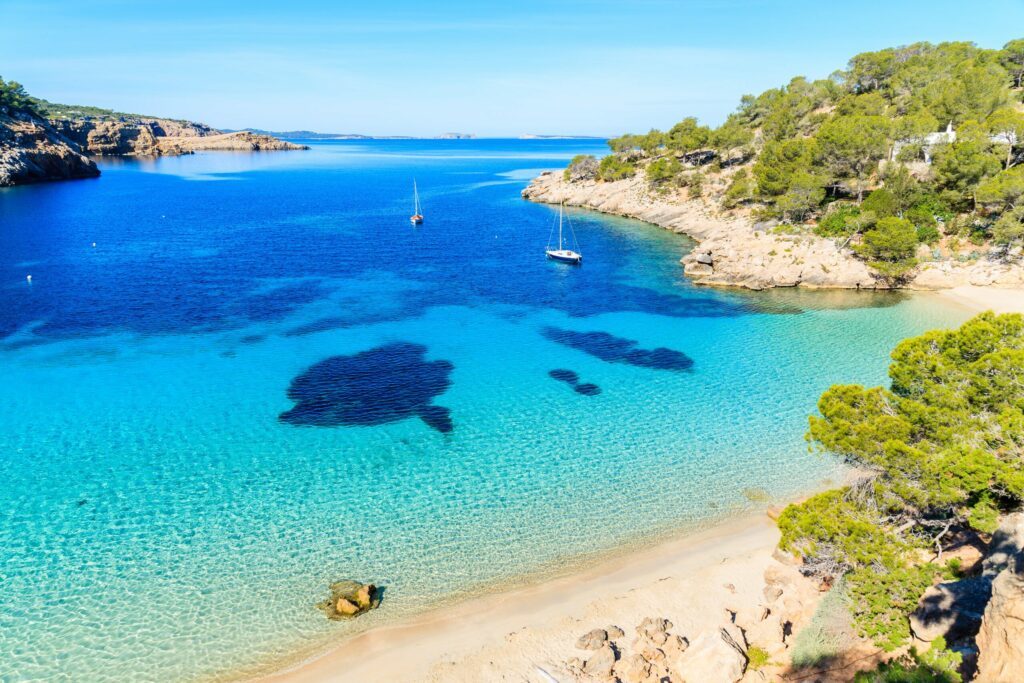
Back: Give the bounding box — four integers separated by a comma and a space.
0, 108, 99, 186
51, 117, 309, 157
523, 170, 1024, 292
1, 93, 308, 186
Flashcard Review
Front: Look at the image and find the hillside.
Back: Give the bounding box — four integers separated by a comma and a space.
526, 39, 1024, 291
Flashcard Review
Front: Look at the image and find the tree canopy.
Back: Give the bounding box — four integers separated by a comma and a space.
779, 312, 1024, 649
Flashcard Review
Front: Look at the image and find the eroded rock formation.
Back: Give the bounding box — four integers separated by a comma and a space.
0, 108, 99, 186
52, 118, 308, 156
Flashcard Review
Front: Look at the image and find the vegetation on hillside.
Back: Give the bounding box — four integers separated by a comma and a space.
778, 312, 1024, 653
565, 39, 1024, 282
2, 75, 191, 124
0, 76, 39, 116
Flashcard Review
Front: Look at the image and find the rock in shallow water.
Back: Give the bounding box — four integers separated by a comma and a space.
318, 580, 381, 620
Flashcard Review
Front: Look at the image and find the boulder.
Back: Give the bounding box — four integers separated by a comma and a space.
910, 576, 992, 642
636, 616, 672, 641
576, 628, 609, 651
672, 626, 748, 683
354, 583, 375, 609
614, 653, 654, 683
317, 580, 380, 620
582, 643, 617, 678
607, 625, 626, 639
334, 597, 360, 615
663, 634, 689, 658
975, 556, 1024, 683
983, 512, 1024, 578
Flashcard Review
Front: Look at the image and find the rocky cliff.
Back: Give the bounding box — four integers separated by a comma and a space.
523, 171, 880, 290
523, 170, 1024, 292
0, 108, 99, 186
52, 118, 308, 156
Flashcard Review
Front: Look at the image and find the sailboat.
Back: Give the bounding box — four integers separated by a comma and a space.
410, 180, 424, 225
545, 201, 582, 264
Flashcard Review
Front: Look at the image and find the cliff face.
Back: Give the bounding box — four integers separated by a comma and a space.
0, 109, 100, 187
523, 171, 1024, 291
52, 118, 308, 156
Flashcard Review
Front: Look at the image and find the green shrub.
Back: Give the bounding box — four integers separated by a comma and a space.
847, 565, 938, 651
597, 155, 636, 181
853, 638, 962, 682
746, 646, 772, 671
790, 578, 856, 669
915, 223, 941, 244
723, 169, 754, 208
679, 171, 705, 197
862, 188, 898, 218
645, 156, 681, 186
816, 204, 862, 237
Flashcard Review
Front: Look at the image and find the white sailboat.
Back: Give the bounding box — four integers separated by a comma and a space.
410, 180, 424, 225
545, 201, 582, 264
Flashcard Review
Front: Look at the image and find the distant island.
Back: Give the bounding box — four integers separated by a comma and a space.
519, 134, 605, 139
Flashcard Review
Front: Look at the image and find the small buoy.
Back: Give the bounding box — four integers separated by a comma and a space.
26, 274, 32, 282
91, 242, 97, 247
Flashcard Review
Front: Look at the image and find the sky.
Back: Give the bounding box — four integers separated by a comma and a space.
3, 0, 1024, 136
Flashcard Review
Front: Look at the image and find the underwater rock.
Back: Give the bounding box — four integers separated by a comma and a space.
543, 328, 693, 371
548, 368, 602, 397
548, 368, 580, 384
318, 580, 381, 620
279, 342, 454, 433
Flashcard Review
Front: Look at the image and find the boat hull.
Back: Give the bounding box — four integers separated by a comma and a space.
546, 250, 582, 265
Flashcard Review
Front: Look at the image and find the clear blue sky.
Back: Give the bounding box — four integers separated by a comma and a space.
3, 0, 1023, 136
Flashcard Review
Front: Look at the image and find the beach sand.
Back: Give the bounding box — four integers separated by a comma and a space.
258, 514, 782, 683
932, 285, 1024, 315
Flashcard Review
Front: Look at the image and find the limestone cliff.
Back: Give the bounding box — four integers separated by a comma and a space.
52, 118, 308, 156
523, 170, 1024, 291
0, 108, 99, 186
522, 171, 879, 290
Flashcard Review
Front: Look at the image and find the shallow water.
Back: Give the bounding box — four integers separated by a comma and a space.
0, 139, 971, 681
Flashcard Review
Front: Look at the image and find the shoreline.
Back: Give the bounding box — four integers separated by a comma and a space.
930, 284, 1024, 315
253, 512, 784, 683
521, 171, 1024, 293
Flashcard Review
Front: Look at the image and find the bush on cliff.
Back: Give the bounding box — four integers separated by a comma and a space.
564, 154, 599, 182
779, 312, 1024, 649
597, 155, 636, 181
646, 156, 682, 187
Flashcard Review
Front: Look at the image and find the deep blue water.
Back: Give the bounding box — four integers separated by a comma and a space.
0, 139, 970, 681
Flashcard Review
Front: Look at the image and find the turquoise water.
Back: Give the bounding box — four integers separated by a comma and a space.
0, 140, 970, 681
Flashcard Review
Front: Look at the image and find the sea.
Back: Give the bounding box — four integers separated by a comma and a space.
0, 138, 971, 681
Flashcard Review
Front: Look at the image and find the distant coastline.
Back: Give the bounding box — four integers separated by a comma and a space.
226, 129, 605, 141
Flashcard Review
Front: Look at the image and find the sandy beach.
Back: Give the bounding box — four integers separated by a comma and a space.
931, 285, 1024, 315
258, 514, 784, 683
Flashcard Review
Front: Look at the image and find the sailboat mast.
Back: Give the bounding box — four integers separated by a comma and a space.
413, 180, 419, 214
558, 202, 564, 250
